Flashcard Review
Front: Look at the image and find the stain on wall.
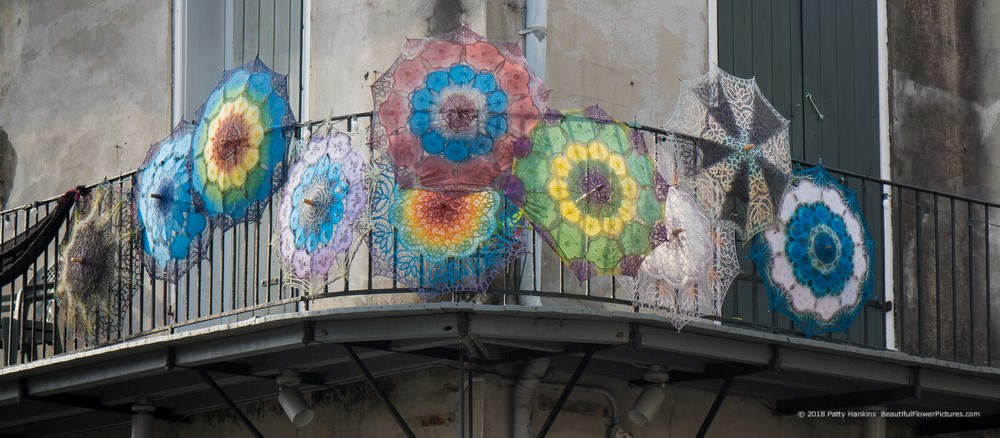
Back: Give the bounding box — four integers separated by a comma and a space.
545, 0, 708, 125
0, 0, 170, 207
307, 0, 505, 120
889, 0, 1000, 366
889, 0, 999, 199
428, 0, 467, 36
0, 1, 29, 100
0, 128, 17, 209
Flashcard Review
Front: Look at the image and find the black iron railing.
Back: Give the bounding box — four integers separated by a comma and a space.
0, 118, 995, 369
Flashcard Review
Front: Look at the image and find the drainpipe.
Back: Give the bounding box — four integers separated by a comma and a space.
300, 0, 311, 124
513, 3, 550, 437
512, 355, 549, 438
519, 0, 547, 295
171, 0, 186, 125
131, 397, 154, 438
862, 406, 887, 438
538, 383, 629, 438
876, 0, 896, 351
523, 0, 547, 82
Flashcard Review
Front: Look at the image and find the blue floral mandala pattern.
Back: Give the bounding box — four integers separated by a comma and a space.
289, 156, 349, 253
785, 203, 853, 297
372, 25, 549, 192
276, 130, 367, 293
136, 121, 211, 281
751, 166, 874, 337
409, 65, 509, 162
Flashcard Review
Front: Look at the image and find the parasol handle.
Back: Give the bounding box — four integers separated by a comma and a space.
302, 198, 317, 206
671, 227, 685, 237
149, 193, 166, 200
742, 143, 756, 152
70, 257, 84, 264
445, 108, 479, 116
574, 184, 605, 203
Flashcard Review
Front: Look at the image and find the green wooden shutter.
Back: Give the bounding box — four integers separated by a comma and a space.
185, 0, 303, 121
717, 0, 884, 347
182, 0, 304, 321
232, 0, 303, 115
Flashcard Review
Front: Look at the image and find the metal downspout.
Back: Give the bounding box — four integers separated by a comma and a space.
512, 355, 549, 438
514, 2, 549, 437
863, 406, 887, 438
538, 383, 625, 438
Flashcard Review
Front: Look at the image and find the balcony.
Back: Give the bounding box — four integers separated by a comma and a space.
0, 118, 998, 436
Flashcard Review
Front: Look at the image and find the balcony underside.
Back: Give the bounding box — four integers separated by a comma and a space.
0, 304, 997, 436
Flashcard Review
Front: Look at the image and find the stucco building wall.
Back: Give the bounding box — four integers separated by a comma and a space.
74, 367, 910, 438
0, 0, 171, 208
888, 0, 1000, 366
307, 0, 525, 120
546, 0, 708, 124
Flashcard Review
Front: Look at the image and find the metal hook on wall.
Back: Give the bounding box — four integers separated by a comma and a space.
805, 93, 825, 120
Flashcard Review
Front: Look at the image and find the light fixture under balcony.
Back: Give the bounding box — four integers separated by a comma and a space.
277, 370, 314, 427
628, 365, 670, 427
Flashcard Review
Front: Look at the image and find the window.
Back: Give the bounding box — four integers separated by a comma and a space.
169, 0, 305, 324
717, 0, 885, 346
174, 0, 303, 123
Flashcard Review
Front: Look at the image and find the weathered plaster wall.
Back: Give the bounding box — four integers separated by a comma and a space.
306, 0, 706, 152
8, 2, 988, 437
889, 0, 1000, 366
546, 0, 708, 124
0, 0, 171, 208
307, 0, 522, 119
77, 367, 922, 438
889, 0, 1000, 199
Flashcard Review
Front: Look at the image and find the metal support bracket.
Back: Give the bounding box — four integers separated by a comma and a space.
457, 313, 470, 338
165, 347, 176, 371
664, 362, 773, 384
629, 323, 642, 349
345, 345, 416, 438
197, 370, 263, 438
536, 347, 597, 438
696, 375, 734, 438
302, 321, 315, 345
182, 362, 326, 387
350, 340, 607, 367
17, 378, 182, 422
458, 340, 468, 438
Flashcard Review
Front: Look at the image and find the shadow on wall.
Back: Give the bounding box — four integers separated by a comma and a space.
428, 0, 465, 35
0, 127, 16, 208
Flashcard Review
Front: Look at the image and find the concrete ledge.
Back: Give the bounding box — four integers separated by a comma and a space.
0, 303, 998, 408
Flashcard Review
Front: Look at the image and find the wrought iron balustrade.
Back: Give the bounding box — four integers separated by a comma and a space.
0, 119, 995, 370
